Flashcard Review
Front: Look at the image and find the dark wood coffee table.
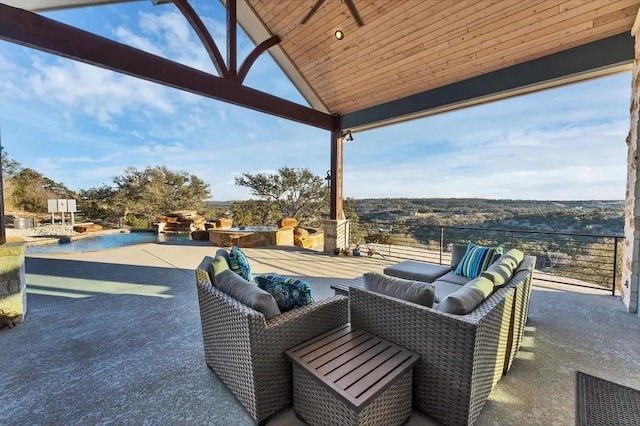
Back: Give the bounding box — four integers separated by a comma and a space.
285, 324, 419, 426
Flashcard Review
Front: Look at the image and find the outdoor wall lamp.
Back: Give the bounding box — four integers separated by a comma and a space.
342, 130, 353, 142
335, 30, 344, 40
325, 170, 332, 188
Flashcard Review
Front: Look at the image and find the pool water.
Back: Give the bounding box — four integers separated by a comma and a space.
26, 232, 191, 255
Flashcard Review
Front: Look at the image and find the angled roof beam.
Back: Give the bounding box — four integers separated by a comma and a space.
226, 0, 329, 113
171, 0, 229, 78
0, 3, 332, 130
342, 32, 634, 132
237, 35, 281, 84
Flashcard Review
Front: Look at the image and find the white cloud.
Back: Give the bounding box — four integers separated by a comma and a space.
137, 10, 217, 74
139, 10, 192, 43
27, 59, 175, 123
113, 26, 164, 56
343, 115, 628, 200
0, 51, 16, 71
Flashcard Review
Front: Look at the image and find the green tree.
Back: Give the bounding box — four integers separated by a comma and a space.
78, 185, 117, 219
235, 167, 328, 226
1, 151, 21, 178
1, 151, 21, 212
111, 166, 211, 224
10, 168, 75, 212
343, 197, 359, 221
231, 199, 274, 226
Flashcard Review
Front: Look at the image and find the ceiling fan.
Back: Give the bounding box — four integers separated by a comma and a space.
301, 0, 364, 26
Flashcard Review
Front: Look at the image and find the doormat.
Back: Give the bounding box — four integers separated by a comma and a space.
576, 371, 640, 426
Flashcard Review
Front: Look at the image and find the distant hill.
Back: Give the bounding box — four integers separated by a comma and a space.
206, 200, 234, 216
209, 198, 624, 236
353, 198, 624, 236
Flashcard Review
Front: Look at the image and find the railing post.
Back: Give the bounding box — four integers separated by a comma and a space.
612, 237, 619, 296
439, 227, 444, 265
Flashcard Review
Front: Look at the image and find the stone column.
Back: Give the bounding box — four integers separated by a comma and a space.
622, 18, 640, 314
0, 242, 27, 324
323, 220, 350, 253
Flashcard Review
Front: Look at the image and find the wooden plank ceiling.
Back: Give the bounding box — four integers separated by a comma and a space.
247, 0, 640, 115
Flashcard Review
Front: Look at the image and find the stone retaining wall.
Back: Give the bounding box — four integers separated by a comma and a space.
0, 242, 27, 324
622, 22, 640, 314
209, 228, 294, 248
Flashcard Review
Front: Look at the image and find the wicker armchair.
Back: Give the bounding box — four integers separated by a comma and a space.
195, 256, 349, 425
504, 256, 535, 373
349, 256, 535, 426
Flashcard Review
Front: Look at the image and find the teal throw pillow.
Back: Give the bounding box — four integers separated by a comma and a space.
254, 274, 314, 312
228, 246, 253, 282
454, 243, 503, 279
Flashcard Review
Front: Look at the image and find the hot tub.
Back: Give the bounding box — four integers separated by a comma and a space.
208, 226, 294, 248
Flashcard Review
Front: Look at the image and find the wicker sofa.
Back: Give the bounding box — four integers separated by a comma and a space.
350, 254, 536, 426
195, 256, 349, 425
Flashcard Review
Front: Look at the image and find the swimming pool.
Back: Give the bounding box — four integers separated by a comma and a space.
26, 232, 192, 255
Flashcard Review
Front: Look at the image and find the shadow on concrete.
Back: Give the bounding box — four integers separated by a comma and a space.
27, 257, 191, 282
154, 239, 212, 247
25, 257, 195, 307
242, 245, 319, 254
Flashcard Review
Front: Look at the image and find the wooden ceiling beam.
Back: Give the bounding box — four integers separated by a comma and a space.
341, 32, 634, 131
0, 3, 332, 130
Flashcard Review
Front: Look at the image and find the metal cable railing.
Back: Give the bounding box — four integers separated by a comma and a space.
350, 221, 622, 295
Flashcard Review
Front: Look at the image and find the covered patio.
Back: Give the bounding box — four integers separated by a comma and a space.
0, 243, 638, 424
1, 1, 640, 425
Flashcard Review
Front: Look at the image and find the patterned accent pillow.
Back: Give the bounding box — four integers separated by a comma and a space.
228, 246, 253, 282
454, 243, 503, 279
254, 274, 314, 312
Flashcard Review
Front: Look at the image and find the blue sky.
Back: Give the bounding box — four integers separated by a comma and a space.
0, 0, 632, 201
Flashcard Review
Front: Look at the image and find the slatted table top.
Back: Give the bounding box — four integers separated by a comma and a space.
285, 324, 420, 412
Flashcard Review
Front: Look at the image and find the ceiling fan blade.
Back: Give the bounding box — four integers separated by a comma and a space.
345, 0, 364, 26
301, 0, 326, 24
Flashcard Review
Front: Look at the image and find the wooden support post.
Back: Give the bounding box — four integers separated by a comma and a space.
330, 114, 344, 220
227, 0, 237, 77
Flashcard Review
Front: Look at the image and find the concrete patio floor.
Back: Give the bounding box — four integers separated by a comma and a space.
1, 241, 639, 425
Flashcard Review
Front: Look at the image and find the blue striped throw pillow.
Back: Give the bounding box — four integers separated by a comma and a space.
454, 243, 503, 279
